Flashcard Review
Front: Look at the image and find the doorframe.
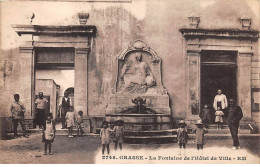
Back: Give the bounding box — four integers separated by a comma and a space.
12, 25, 97, 123
179, 28, 258, 124
200, 50, 238, 110
200, 58, 238, 111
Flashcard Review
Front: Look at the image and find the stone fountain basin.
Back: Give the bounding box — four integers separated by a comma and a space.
105, 94, 171, 115
106, 113, 171, 131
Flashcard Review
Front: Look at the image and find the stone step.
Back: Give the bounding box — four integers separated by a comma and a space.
125, 129, 177, 136
10, 128, 90, 136
124, 135, 177, 144
124, 134, 177, 139
207, 129, 250, 134
208, 124, 229, 129
96, 128, 250, 134
10, 126, 251, 137
6, 133, 99, 139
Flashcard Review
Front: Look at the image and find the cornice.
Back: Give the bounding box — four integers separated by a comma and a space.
179, 28, 259, 39
12, 25, 97, 36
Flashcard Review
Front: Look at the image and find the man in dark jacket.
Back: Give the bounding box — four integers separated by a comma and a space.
59, 92, 71, 129
227, 98, 243, 150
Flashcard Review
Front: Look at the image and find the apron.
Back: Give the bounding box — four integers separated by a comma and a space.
45, 121, 54, 140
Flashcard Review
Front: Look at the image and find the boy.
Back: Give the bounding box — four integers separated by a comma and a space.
194, 120, 208, 155
177, 120, 188, 155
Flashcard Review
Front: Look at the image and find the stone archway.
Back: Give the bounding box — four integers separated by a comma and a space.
64, 87, 74, 107
12, 25, 97, 132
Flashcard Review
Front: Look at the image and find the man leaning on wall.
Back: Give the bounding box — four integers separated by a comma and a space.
9, 94, 29, 138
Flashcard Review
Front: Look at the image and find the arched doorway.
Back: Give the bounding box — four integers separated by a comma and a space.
64, 87, 74, 107
200, 50, 237, 124
58, 87, 74, 118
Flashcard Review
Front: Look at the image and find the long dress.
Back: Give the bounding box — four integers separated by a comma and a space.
200, 108, 211, 124
42, 120, 55, 143
65, 112, 75, 128
113, 126, 124, 143
100, 128, 111, 145
195, 127, 208, 144
215, 110, 224, 123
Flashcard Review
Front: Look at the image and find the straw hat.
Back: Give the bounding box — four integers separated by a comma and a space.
178, 120, 187, 126
195, 119, 203, 125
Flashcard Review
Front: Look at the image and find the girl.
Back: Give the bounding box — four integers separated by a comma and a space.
112, 120, 124, 150
177, 120, 188, 155
76, 110, 83, 137
100, 121, 112, 155
194, 120, 208, 155
42, 113, 55, 155
200, 104, 211, 128
65, 107, 75, 137
215, 107, 224, 129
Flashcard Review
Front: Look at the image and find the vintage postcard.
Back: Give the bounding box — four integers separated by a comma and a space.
0, 0, 259, 164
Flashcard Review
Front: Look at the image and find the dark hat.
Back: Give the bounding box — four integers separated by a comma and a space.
78, 110, 83, 114
101, 121, 108, 128
14, 94, 19, 98
115, 119, 124, 125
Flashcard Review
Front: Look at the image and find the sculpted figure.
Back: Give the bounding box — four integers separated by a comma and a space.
120, 53, 155, 93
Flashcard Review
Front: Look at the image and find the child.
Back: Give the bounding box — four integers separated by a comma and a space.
76, 111, 83, 137
100, 121, 112, 155
177, 120, 188, 155
65, 107, 75, 137
199, 104, 211, 128
112, 120, 125, 150
194, 120, 208, 155
42, 113, 55, 155
215, 107, 224, 129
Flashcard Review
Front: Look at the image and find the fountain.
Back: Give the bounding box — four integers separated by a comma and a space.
105, 40, 173, 143
120, 97, 156, 114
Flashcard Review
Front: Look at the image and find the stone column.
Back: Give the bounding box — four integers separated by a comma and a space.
74, 48, 90, 132
186, 50, 201, 127
237, 52, 252, 118
20, 46, 34, 118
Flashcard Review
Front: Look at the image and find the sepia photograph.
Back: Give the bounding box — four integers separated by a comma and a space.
0, 0, 259, 164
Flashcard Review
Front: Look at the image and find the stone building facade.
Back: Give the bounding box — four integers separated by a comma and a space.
0, 0, 259, 133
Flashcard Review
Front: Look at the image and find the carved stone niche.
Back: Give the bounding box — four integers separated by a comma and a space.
106, 40, 171, 115
117, 40, 167, 94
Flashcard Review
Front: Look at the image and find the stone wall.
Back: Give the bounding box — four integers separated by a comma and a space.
0, 49, 21, 117
251, 30, 260, 129
0, 0, 259, 122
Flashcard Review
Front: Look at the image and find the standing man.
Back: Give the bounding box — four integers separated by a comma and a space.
10, 94, 28, 138
227, 98, 243, 150
213, 89, 228, 110
60, 92, 71, 129
35, 92, 48, 129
